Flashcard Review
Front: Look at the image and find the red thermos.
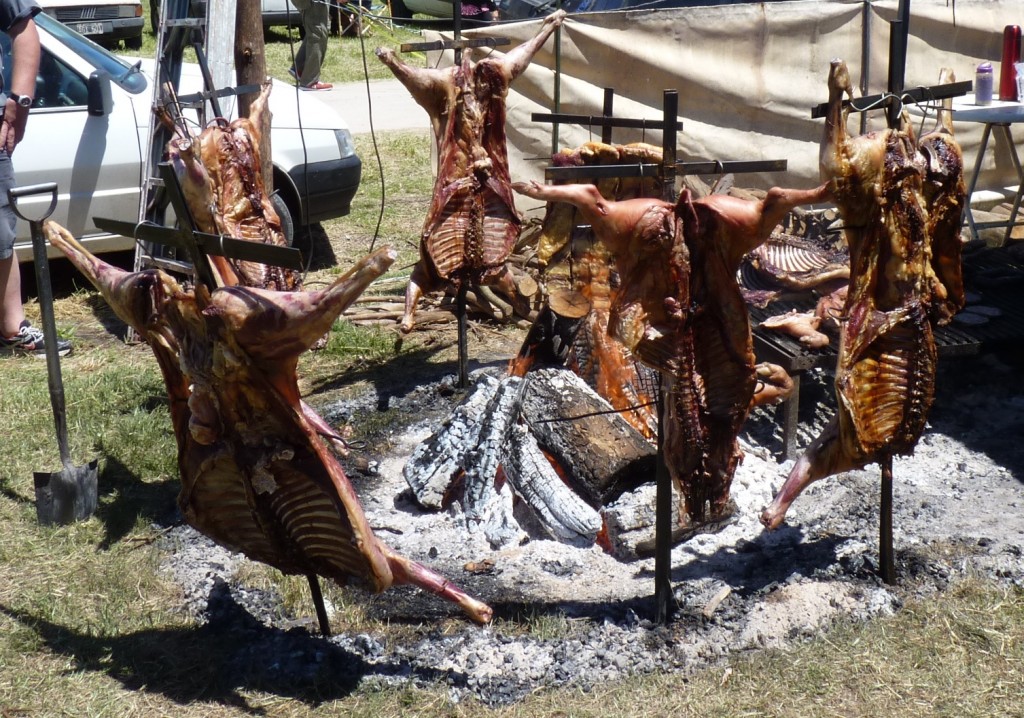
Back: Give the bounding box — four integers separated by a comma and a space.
1000, 24, 1022, 101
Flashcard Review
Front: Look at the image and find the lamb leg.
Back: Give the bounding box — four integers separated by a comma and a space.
384, 548, 494, 625
759, 416, 861, 529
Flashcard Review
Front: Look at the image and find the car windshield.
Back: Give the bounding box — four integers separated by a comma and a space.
35, 13, 147, 94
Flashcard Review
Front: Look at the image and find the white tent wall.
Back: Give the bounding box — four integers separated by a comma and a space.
425, 0, 1024, 217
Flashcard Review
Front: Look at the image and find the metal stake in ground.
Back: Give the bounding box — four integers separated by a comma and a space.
879, 454, 896, 584
10, 183, 99, 526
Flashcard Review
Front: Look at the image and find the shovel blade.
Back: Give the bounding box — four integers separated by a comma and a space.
34, 460, 99, 526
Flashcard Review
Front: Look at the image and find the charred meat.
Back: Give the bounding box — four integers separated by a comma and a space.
760, 61, 966, 530
376, 11, 566, 332
162, 81, 297, 292
514, 179, 830, 524
45, 221, 493, 625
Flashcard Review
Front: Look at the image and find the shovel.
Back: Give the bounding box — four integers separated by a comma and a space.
8, 183, 98, 526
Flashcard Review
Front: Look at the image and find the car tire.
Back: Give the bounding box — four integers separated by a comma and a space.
270, 191, 295, 247
124, 34, 143, 50
389, 0, 412, 19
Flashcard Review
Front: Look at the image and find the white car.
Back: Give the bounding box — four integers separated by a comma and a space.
38, 0, 145, 50
8, 12, 362, 261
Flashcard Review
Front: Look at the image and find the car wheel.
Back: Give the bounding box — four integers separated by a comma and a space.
389, 0, 412, 19
125, 34, 143, 50
270, 191, 295, 247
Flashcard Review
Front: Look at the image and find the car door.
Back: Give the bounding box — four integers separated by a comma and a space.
3, 29, 143, 257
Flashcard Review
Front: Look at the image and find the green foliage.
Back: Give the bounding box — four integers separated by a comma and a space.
121, 3, 424, 86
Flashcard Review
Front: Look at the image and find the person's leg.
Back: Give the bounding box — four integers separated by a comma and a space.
299, 0, 330, 86
0, 253, 25, 338
0, 152, 23, 337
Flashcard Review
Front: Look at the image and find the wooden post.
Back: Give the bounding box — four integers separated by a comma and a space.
234, 0, 272, 189
879, 455, 896, 584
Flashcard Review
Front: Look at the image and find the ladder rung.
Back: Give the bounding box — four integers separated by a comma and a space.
139, 255, 194, 276
162, 18, 204, 28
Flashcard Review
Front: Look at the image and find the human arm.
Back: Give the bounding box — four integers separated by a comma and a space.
1, 15, 40, 155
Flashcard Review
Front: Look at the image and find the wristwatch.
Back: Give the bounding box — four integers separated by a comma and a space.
7, 93, 32, 108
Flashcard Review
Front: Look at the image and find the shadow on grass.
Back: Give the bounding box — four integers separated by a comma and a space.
294, 223, 338, 273
1, 580, 463, 712
93, 453, 180, 550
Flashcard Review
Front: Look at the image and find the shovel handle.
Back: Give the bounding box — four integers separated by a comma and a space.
7, 182, 59, 223
9, 183, 71, 468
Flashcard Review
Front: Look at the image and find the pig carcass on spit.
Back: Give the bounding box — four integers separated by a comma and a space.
375, 10, 566, 332
161, 80, 298, 292
44, 221, 493, 626
513, 179, 830, 525
760, 61, 966, 530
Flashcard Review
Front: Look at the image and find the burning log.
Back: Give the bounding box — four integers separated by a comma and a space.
518, 368, 654, 507
503, 423, 602, 546
403, 368, 654, 547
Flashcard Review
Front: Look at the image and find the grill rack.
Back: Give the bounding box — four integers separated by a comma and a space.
749, 245, 1024, 459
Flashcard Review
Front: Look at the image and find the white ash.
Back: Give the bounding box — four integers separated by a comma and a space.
155, 351, 1024, 705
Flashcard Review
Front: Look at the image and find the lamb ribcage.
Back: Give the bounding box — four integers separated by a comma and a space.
427, 186, 518, 280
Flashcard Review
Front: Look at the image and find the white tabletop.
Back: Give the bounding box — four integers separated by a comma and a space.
951, 96, 1024, 123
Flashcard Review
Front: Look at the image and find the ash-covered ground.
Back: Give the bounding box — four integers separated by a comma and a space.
157, 347, 1024, 705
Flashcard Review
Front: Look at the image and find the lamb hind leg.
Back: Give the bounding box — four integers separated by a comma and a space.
401, 260, 435, 334
384, 548, 494, 624
760, 417, 861, 529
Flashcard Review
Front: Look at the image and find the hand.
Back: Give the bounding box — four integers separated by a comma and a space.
0, 98, 27, 155
545, 9, 567, 26
511, 180, 543, 197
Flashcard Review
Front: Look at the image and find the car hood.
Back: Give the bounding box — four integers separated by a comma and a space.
130, 58, 351, 133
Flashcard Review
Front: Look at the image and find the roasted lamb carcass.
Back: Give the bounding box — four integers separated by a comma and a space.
537, 142, 666, 266
375, 10, 566, 332
514, 179, 831, 525
760, 61, 966, 531
44, 221, 493, 626
161, 80, 298, 292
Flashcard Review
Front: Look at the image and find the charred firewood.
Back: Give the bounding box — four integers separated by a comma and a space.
403, 368, 655, 548
519, 368, 655, 507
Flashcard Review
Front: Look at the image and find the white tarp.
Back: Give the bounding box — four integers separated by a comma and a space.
423, 0, 1024, 216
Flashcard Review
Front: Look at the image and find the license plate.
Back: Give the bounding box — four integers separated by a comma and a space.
72, 22, 105, 35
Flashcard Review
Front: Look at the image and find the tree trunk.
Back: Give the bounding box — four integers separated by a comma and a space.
234, 0, 272, 190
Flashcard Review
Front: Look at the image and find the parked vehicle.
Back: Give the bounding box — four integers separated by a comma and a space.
6, 12, 362, 262
498, 0, 757, 21
38, 0, 145, 49
389, 0, 452, 20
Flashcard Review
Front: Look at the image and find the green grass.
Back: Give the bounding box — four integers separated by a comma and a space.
120, 4, 427, 85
